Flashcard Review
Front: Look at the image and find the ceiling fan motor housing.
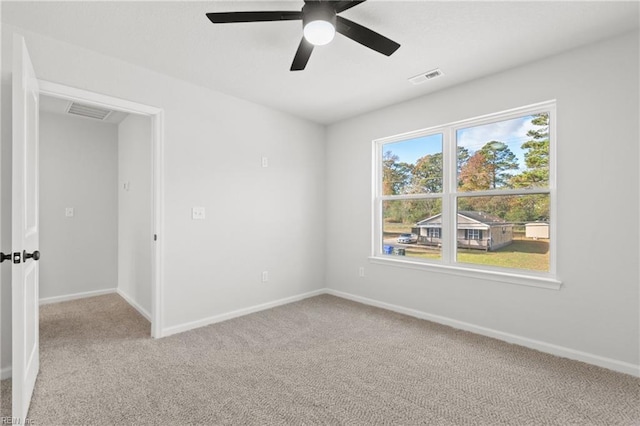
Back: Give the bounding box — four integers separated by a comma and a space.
302, 2, 337, 29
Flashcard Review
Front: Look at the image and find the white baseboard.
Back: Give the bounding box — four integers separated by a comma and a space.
325, 289, 640, 378
1, 365, 11, 380
116, 289, 151, 322
39, 288, 116, 305
162, 289, 326, 337
25, 286, 640, 378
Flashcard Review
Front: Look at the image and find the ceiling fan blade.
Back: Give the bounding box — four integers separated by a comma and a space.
206, 11, 302, 24
336, 16, 400, 56
290, 38, 314, 71
331, 1, 367, 13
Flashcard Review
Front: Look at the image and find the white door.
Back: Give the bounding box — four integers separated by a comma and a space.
12, 35, 40, 423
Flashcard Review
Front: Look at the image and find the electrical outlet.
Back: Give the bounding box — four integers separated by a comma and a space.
192, 207, 205, 220
262, 271, 269, 282
358, 266, 365, 277
261, 156, 269, 168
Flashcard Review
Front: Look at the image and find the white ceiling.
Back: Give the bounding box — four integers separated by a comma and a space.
3, 1, 639, 124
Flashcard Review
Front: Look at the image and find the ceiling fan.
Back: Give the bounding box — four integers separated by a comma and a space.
205, 0, 400, 71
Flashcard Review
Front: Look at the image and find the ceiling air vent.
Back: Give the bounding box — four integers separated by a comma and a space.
66, 102, 112, 120
408, 68, 444, 85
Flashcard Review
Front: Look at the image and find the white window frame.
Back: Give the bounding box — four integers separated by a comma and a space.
466, 229, 481, 240
371, 101, 560, 290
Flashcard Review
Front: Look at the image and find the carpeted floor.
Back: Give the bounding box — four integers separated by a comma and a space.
1, 293, 638, 425
0, 375, 9, 420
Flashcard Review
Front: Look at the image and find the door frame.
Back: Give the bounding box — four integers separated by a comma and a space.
37, 80, 165, 338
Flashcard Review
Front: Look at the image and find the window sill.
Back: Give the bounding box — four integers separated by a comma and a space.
368, 256, 562, 290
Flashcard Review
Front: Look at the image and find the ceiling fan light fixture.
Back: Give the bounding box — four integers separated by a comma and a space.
302, 2, 337, 46
304, 20, 335, 45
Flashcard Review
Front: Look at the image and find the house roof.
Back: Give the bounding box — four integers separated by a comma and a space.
416, 211, 510, 227
458, 211, 509, 225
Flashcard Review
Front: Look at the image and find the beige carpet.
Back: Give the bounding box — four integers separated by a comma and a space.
1, 293, 638, 425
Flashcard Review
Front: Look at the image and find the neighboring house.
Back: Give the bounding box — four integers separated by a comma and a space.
525, 222, 550, 239
414, 211, 513, 251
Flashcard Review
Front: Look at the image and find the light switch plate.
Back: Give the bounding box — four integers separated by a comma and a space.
65, 207, 74, 217
192, 206, 205, 220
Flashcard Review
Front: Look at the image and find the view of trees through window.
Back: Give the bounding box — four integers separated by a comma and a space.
381, 112, 551, 272
382, 134, 443, 259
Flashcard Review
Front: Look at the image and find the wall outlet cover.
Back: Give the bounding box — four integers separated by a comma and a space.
192, 207, 206, 220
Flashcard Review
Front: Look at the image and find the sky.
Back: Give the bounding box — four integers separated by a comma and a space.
385, 134, 442, 164
384, 114, 543, 173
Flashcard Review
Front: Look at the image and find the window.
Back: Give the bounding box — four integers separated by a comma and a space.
465, 229, 482, 240
381, 134, 443, 260
373, 102, 557, 287
427, 228, 441, 239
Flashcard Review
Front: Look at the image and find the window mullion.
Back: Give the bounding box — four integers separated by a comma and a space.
441, 127, 456, 265
372, 140, 382, 258
450, 188, 550, 197
548, 105, 557, 276
380, 193, 443, 201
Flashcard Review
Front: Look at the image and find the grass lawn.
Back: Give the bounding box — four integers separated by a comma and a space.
458, 238, 549, 271
394, 238, 549, 272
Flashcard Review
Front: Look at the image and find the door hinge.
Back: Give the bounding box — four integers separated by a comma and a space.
13, 252, 21, 264
154, 234, 157, 241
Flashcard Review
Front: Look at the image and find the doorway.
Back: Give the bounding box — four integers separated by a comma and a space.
37, 80, 164, 338
39, 96, 153, 328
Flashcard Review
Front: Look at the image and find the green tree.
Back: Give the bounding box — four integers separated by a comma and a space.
512, 113, 549, 188
382, 151, 412, 195
410, 153, 442, 193
457, 146, 470, 176
505, 194, 549, 223
478, 141, 519, 189
383, 199, 441, 225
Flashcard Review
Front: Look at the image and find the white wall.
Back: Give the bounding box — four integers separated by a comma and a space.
118, 114, 152, 317
325, 31, 639, 370
1, 24, 326, 371
38, 111, 118, 301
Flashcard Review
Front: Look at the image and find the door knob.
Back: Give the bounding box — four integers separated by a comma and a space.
0, 252, 10, 263
23, 250, 40, 261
